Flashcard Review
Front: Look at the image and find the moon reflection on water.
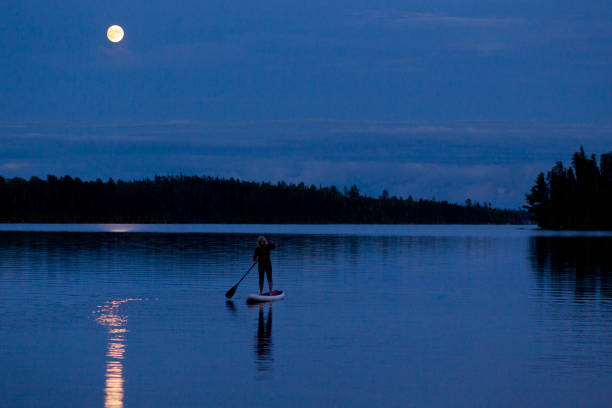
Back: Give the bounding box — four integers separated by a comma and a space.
94, 298, 141, 408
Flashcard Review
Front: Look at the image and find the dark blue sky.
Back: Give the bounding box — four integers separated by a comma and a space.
2, 0, 611, 207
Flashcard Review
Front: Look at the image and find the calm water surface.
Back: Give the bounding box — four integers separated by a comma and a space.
1, 225, 612, 407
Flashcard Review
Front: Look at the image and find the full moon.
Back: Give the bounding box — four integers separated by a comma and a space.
107, 25, 124, 43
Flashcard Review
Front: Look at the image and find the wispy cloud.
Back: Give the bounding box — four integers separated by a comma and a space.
355, 10, 525, 29
1, 120, 611, 208
0, 161, 29, 170
347, 10, 529, 53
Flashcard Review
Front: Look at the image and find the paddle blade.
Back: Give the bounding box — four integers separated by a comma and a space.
225, 285, 238, 299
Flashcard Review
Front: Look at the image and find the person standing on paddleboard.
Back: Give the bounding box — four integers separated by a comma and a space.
253, 236, 275, 295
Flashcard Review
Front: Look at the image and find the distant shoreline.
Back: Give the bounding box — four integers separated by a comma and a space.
0, 223, 550, 237
0, 221, 529, 225
0, 174, 528, 225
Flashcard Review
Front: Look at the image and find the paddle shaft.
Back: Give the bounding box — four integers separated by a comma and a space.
225, 261, 257, 298
236, 261, 257, 286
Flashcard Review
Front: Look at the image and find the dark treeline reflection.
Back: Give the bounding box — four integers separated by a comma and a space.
530, 236, 612, 300
0, 174, 526, 224
0, 231, 251, 260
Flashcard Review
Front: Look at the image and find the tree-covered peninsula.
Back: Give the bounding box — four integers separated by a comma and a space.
525, 147, 612, 230
0, 175, 526, 224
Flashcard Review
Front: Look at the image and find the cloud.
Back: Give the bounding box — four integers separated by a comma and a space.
1, 120, 611, 208
132, 154, 543, 208
348, 10, 530, 53
354, 11, 525, 29
0, 161, 29, 170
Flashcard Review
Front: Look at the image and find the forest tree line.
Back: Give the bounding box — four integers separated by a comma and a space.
0, 174, 527, 224
525, 147, 612, 229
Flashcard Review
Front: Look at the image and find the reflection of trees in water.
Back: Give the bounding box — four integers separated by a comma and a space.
530, 236, 612, 300
529, 236, 612, 373
254, 304, 273, 372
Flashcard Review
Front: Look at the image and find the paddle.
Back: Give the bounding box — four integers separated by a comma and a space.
225, 261, 257, 299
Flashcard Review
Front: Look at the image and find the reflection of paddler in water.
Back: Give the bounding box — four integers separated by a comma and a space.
254, 304, 273, 371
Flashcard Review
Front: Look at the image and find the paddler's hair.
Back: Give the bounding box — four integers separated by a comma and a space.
257, 236, 267, 245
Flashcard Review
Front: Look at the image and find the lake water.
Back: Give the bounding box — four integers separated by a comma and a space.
1, 225, 612, 407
